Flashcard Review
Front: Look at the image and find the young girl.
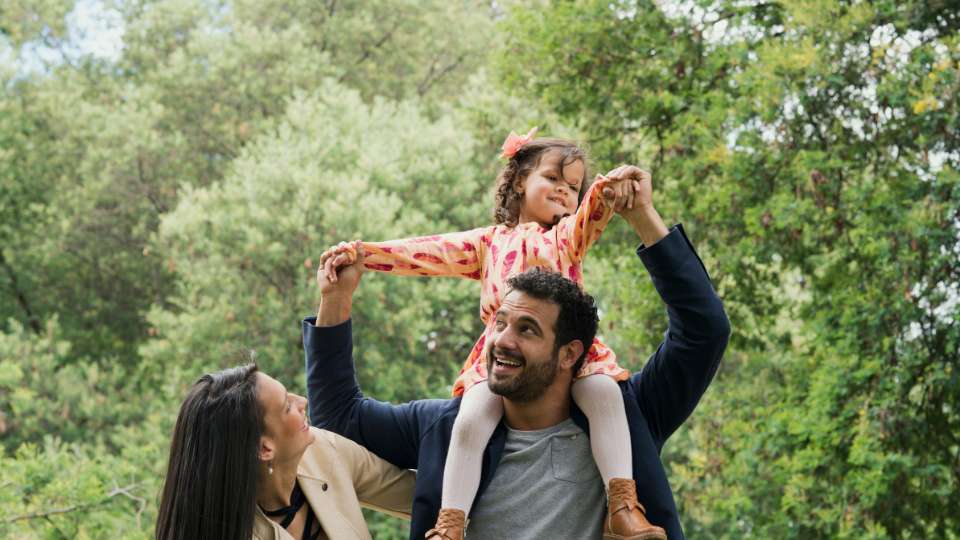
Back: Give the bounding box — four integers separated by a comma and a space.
320, 129, 666, 540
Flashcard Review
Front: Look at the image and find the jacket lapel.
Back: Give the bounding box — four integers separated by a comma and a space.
298, 469, 364, 539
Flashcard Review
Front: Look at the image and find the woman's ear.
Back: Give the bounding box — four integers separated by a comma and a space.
259, 436, 276, 462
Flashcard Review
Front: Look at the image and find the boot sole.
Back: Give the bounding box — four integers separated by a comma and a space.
602, 531, 667, 540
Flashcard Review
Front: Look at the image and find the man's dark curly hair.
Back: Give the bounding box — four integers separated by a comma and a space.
505, 268, 599, 374
493, 138, 593, 227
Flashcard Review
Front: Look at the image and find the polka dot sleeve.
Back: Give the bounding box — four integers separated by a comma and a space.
360, 227, 491, 279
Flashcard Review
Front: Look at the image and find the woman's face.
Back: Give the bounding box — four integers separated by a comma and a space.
257, 372, 315, 465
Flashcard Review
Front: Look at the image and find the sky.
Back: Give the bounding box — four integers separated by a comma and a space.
11, 0, 124, 76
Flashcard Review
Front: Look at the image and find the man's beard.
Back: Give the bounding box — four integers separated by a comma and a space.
486, 347, 559, 403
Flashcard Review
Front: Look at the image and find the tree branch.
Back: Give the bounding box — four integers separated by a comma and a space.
0, 249, 42, 333
349, 21, 400, 70
137, 154, 168, 215
417, 53, 467, 97
2, 483, 144, 525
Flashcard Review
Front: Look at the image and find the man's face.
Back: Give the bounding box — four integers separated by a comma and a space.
486, 290, 562, 402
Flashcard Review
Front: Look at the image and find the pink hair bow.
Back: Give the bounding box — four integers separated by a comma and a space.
499, 127, 539, 159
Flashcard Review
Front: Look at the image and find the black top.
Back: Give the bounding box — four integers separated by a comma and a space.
260, 482, 322, 540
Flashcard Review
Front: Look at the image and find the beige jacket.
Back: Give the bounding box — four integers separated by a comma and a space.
252, 427, 415, 540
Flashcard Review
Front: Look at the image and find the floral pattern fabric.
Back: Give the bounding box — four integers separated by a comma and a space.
362, 179, 629, 396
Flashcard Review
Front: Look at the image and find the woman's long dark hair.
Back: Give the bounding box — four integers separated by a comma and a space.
155, 364, 264, 540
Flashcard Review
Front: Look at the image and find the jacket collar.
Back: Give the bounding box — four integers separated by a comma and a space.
252, 461, 361, 539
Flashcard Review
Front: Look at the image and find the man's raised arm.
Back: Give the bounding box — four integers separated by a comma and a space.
304, 243, 426, 470
607, 166, 731, 448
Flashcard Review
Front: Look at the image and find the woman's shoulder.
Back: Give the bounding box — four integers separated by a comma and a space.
305, 427, 351, 456
301, 428, 385, 469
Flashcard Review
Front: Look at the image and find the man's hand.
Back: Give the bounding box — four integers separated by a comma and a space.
603, 165, 652, 210
319, 241, 359, 284
604, 165, 668, 246
316, 240, 364, 326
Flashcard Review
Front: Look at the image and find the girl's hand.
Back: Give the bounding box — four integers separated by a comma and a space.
315, 242, 365, 318
604, 165, 652, 211
599, 171, 640, 211
318, 240, 360, 283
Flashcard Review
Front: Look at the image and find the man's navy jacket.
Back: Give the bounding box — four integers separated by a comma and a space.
303, 225, 730, 539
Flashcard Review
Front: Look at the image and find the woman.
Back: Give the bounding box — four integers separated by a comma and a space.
155, 364, 414, 540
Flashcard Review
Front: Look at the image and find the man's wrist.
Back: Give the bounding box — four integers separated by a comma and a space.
624, 205, 669, 247
316, 293, 353, 326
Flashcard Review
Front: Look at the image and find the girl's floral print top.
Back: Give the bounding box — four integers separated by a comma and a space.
361, 178, 628, 395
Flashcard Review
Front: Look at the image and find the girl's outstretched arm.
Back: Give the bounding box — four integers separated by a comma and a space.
321, 227, 491, 280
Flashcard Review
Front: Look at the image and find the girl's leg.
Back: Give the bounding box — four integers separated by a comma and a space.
572, 374, 666, 539
441, 382, 504, 513
571, 374, 632, 485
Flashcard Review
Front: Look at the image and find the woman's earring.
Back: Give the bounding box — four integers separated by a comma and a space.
268, 461, 274, 475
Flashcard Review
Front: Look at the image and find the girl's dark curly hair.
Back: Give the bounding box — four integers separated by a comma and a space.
493, 137, 592, 227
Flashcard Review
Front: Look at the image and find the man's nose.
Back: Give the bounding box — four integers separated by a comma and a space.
492, 326, 516, 351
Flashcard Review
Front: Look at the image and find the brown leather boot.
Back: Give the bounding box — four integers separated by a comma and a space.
425, 508, 465, 540
603, 478, 667, 540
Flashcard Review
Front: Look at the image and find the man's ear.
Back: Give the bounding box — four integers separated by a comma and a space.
259, 436, 276, 463
558, 340, 584, 371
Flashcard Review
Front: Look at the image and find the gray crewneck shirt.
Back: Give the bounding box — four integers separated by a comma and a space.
466, 418, 605, 539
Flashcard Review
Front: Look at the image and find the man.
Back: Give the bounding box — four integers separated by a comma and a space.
303, 167, 729, 539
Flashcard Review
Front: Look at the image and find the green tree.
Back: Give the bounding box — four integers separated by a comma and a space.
0, 319, 168, 539
0, 0, 496, 361
499, 1, 959, 537
1, 1, 498, 536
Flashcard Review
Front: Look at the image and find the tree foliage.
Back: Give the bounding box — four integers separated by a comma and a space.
1, 0, 957, 538
499, 1, 959, 537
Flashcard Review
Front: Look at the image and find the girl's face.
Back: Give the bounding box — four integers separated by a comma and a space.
517, 149, 585, 228
257, 372, 315, 466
